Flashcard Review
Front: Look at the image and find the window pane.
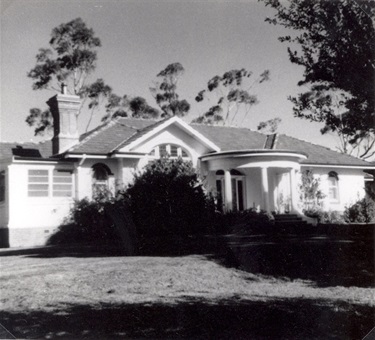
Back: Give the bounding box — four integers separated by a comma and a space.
29, 184, 49, 191
53, 177, 72, 183
159, 145, 168, 157
53, 170, 72, 197
53, 191, 72, 197
28, 169, 50, 197
181, 149, 188, 157
170, 145, 178, 157
53, 184, 72, 191
28, 191, 49, 197
29, 170, 48, 176
28, 176, 49, 183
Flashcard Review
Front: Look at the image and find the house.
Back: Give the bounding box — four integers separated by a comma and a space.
1, 92, 374, 248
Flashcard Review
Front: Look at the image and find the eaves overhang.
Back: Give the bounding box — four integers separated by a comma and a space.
110, 151, 147, 159
301, 163, 375, 170
11, 156, 75, 164
64, 151, 147, 159
200, 149, 308, 162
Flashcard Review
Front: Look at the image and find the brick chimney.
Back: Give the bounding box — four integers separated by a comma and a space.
47, 84, 81, 155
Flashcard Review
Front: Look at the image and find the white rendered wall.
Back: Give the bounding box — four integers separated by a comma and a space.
299, 166, 366, 211
7, 163, 74, 230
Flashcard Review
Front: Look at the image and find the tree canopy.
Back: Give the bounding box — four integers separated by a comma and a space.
102, 95, 160, 122
193, 68, 271, 126
26, 18, 115, 135
263, 0, 375, 159
150, 63, 190, 118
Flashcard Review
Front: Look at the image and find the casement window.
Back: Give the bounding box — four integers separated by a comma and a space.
53, 170, 73, 197
28, 169, 73, 198
216, 169, 245, 212
148, 144, 190, 159
328, 171, 339, 202
0, 170, 5, 202
28, 169, 49, 197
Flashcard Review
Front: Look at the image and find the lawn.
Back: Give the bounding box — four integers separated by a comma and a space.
1, 253, 374, 339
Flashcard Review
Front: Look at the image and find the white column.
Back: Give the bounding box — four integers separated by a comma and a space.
289, 168, 298, 213
224, 170, 233, 212
261, 167, 270, 213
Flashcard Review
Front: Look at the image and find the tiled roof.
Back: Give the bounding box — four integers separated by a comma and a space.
191, 124, 267, 151
0, 141, 53, 159
274, 134, 372, 166
1, 118, 373, 168
68, 118, 158, 154
64, 119, 375, 167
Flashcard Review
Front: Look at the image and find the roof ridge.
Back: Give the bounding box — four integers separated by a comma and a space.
190, 122, 267, 135
117, 117, 161, 131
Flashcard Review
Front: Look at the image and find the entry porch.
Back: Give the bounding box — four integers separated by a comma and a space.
200, 150, 307, 213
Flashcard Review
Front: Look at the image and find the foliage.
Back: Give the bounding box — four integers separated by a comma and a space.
50, 198, 117, 244
193, 68, 270, 125
26, 18, 115, 135
102, 94, 160, 122
263, 0, 375, 159
318, 210, 346, 224
344, 198, 375, 223
125, 157, 214, 238
25, 108, 54, 136
28, 18, 101, 94
303, 206, 322, 219
214, 208, 274, 234
298, 170, 325, 211
150, 62, 190, 118
257, 117, 282, 134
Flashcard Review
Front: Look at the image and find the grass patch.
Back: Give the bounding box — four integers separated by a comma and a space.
0, 254, 374, 338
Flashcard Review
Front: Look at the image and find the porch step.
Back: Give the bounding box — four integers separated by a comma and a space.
273, 214, 311, 234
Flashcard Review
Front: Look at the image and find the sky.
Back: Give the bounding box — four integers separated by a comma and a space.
0, 0, 341, 151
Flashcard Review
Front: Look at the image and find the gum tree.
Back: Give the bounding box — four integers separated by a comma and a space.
263, 0, 375, 159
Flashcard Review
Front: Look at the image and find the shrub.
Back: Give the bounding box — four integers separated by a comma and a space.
303, 205, 322, 218
125, 157, 215, 239
298, 170, 325, 211
344, 198, 375, 223
214, 209, 274, 234
47, 198, 119, 245
317, 210, 346, 224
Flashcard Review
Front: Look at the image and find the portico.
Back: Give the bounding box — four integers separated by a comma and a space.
200, 150, 307, 213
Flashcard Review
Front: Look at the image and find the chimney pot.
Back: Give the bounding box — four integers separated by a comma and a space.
61, 83, 67, 95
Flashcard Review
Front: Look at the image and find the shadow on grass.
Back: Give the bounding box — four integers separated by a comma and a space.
1, 299, 373, 339
221, 234, 375, 288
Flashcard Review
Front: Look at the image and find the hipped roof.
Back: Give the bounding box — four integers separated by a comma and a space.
1, 117, 374, 168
